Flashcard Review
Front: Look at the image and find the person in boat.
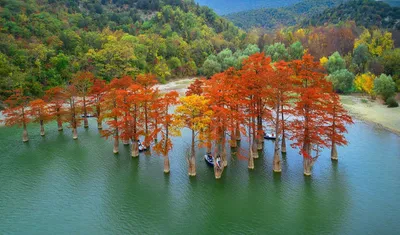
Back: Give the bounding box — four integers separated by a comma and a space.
206, 152, 213, 161
215, 154, 222, 168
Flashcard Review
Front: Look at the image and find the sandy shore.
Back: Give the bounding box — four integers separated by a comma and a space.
340, 95, 400, 135
154, 78, 196, 95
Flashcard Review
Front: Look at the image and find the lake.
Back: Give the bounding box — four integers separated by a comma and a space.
0, 119, 399, 234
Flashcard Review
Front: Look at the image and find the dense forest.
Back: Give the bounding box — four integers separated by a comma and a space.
195, 0, 301, 15
224, 0, 400, 30
304, 0, 400, 29
0, 0, 247, 103
225, 0, 349, 30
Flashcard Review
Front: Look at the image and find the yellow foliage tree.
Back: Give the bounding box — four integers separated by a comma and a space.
320, 57, 328, 67
174, 95, 213, 177
354, 72, 376, 97
354, 29, 394, 56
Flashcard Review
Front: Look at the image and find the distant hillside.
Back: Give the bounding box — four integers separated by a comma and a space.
0, 0, 245, 97
381, 0, 400, 7
225, 0, 349, 30
194, 0, 301, 15
304, 0, 400, 29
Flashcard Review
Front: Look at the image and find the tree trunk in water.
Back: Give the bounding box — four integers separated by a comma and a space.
331, 143, 338, 161
72, 128, 78, 140
22, 124, 29, 142
281, 135, 287, 153
188, 129, 196, 176
303, 143, 316, 176
252, 141, 258, 159
235, 126, 241, 141
40, 121, 45, 136
83, 97, 88, 128
164, 155, 170, 174
221, 130, 227, 167
230, 130, 237, 148
131, 140, 139, 158
57, 114, 63, 131
257, 138, 263, 150
97, 120, 102, 129
248, 147, 255, 170
214, 156, 223, 179
273, 103, 281, 172
303, 157, 313, 176
113, 137, 119, 154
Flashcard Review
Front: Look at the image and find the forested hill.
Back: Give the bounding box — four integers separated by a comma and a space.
195, 0, 301, 15
303, 0, 400, 29
0, 0, 245, 99
225, 0, 349, 30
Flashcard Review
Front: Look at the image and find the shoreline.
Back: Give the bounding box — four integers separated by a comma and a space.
340, 95, 400, 136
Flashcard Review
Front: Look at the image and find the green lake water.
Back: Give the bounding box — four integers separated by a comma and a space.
0, 119, 399, 234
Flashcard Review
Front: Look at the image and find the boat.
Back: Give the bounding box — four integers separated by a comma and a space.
204, 153, 214, 166
264, 132, 277, 140
204, 153, 222, 168
138, 140, 147, 152
81, 114, 96, 118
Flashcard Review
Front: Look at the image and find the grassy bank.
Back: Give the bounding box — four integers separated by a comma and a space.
340, 95, 400, 135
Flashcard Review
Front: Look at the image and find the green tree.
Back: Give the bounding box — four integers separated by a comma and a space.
325, 51, 346, 74
201, 57, 221, 78
327, 69, 355, 93
265, 42, 288, 62
353, 44, 370, 73
373, 74, 396, 102
288, 41, 304, 60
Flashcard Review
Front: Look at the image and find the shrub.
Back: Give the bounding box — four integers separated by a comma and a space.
386, 97, 399, 108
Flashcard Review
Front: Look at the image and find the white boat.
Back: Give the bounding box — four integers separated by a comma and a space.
264, 132, 277, 140
138, 140, 147, 152
204, 153, 222, 168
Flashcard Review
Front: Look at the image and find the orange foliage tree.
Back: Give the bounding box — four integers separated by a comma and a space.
101, 76, 132, 154
153, 91, 179, 173
186, 78, 204, 96
325, 93, 354, 161
289, 54, 332, 176
90, 78, 107, 129
44, 86, 67, 131
28, 99, 51, 136
64, 85, 82, 140
72, 71, 94, 128
2, 88, 31, 142
136, 74, 159, 148
240, 53, 272, 169
266, 60, 296, 172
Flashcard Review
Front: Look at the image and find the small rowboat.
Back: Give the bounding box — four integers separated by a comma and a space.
81, 114, 96, 118
138, 140, 147, 152
264, 132, 277, 140
204, 153, 222, 168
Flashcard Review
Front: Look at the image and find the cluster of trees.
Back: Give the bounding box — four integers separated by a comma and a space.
0, 0, 247, 104
236, 24, 399, 106
306, 0, 400, 29
2, 53, 354, 178
225, 0, 349, 30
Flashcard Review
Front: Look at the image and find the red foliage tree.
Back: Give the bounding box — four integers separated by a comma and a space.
64, 85, 82, 140
153, 91, 179, 173
2, 89, 31, 142
89, 78, 106, 129
44, 86, 67, 131
101, 76, 133, 154
289, 54, 332, 176
28, 99, 51, 136
136, 74, 158, 148
266, 60, 296, 172
72, 71, 94, 128
325, 92, 354, 161
186, 78, 204, 96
